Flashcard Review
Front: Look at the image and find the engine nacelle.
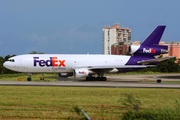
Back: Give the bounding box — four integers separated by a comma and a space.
74, 68, 89, 78
129, 45, 168, 56
129, 45, 140, 54
58, 73, 73, 78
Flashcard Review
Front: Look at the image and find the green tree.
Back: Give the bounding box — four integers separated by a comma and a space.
137, 57, 180, 73
125, 52, 132, 56
0, 56, 5, 74
156, 57, 180, 73
29, 51, 44, 54
3, 54, 17, 74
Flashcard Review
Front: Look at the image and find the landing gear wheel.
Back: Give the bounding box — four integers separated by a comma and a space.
91, 77, 96, 81
27, 73, 32, 81
96, 77, 101, 81
27, 78, 31, 81
102, 77, 107, 81
86, 76, 96, 81
86, 77, 91, 81
96, 77, 107, 81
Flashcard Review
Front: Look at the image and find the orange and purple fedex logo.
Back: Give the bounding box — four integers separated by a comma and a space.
33, 57, 66, 67
79, 71, 86, 74
143, 48, 156, 53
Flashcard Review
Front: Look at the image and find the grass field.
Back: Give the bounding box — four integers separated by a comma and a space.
0, 73, 180, 119
0, 86, 180, 119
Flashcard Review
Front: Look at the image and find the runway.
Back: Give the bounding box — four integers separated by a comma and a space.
0, 81, 180, 88
0, 74, 180, 88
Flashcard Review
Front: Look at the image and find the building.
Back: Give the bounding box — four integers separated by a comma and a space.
102, 24, 131, 54
169, 42, 180, 59
159, 41, 170, 57
111, 41, 140, 55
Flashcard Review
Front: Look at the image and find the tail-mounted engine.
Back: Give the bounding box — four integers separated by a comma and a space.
129, 45, 168, 56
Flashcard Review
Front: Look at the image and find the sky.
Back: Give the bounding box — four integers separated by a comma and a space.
0, 0, 180, 56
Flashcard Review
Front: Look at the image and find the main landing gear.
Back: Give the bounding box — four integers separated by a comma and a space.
86, 69, 107, 81
86, 76, 107, 81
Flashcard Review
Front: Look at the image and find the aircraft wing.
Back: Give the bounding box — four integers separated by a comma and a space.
137, 56, 176, 65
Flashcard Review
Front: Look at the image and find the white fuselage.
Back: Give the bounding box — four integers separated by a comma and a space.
3, 54, 131, 73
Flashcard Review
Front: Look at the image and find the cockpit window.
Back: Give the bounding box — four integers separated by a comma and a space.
8, 59, 15, 62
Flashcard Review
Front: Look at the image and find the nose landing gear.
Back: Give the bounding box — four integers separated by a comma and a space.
27, 73, 32, 81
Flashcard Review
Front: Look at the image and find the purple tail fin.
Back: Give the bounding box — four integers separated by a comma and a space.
129, 26, 168, 57
141, 26, 166, 46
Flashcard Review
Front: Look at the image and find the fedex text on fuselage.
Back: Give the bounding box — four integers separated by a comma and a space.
143, 48, 156, 53
33, 57, 66, 67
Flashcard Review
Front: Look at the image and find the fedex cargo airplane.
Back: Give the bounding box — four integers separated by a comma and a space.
3, 26, 174, 81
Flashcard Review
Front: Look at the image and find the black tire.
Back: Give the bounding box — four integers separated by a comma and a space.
91, 77, 96, 81
86, 77, 91, 81
102, 77, 107, 81
27, 78, 31, 81
96, 77, 101, 81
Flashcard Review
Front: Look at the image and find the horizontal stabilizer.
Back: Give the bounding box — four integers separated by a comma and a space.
137, 56, 176, 65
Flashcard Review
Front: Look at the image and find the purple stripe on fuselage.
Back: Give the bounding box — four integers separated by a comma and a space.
125, 56, 158, 65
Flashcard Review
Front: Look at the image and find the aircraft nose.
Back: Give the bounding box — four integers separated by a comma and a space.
3, 61, 16, 70
3, 61, 17, 71
3, 61, 10, 69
